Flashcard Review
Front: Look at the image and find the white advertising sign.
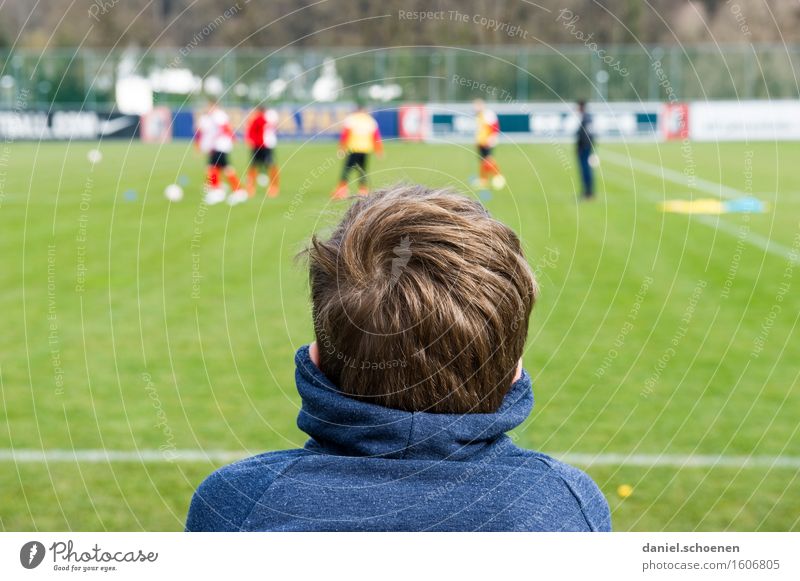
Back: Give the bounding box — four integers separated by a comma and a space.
690, 100, 800, 141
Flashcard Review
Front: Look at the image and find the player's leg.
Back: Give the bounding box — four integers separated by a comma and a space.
219, 152, 248, 205
207, 164, 221, 189
485, 155, 500, 177
578, 149, 593, 199
221, 154, 241, 191
477, 146, 490, 188
267, 164, 280, 197
356, 153, 369, 195
484, 153, 506, 190
265, 148, 280, 197
332, 152, 354, 199
204, 152, 227, 205
247, 165, 258, 196
586, 155, 594, 198
247, 147, 265, 197
206, 152, 221, 189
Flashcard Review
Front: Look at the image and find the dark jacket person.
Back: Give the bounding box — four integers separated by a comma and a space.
576, 100, 595, 199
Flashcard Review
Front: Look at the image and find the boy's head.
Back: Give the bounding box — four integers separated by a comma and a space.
307, 185, 537, 414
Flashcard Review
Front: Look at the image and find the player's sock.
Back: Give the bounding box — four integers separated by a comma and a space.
267, 166, 280, 197
357, 168, 368, 195
332, 180, 348, 199
207, 166, 220, 189
247, 167, 257, 197
225, 168, 241, 191
478, 162, 489, 187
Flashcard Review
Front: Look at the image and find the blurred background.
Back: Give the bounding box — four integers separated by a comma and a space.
2, 0, 800, 109
2, 0, 799, 532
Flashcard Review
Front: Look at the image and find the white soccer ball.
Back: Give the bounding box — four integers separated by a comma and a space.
257, 174, 270, 187
589, 153, 600, 168
164, 184, 184, 202
491, 174, 507, 190
87, 149, 102, 164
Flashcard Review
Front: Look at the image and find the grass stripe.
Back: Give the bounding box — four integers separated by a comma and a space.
1, 449, 799, 468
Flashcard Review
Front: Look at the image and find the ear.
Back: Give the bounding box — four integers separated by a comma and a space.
309, 341, 320, 368
512, 358, 522, 384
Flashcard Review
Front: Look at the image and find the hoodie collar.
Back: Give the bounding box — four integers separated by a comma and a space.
294, 345, 533, 461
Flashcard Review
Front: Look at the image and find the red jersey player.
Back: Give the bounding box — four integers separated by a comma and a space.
245, 104, 280, 198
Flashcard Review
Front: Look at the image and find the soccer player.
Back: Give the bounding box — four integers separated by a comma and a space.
332, 104, 383, 199
245, 104, 280, 198
195, 100, 247, 205
576, 100, 595, 200
474, 99, 505, 190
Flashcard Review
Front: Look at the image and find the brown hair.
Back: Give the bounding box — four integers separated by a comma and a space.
308, 185, 537, 414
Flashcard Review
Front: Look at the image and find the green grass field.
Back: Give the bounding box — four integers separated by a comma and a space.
1, 139, 798, 531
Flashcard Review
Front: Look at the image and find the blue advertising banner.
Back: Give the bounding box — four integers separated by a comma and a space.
170, 104, 400, 141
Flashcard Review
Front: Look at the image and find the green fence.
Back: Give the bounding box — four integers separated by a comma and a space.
1, 44, 799, 109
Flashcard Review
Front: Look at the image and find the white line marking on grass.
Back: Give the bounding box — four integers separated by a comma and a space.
602, 150, 742, 200
691, 214, 799, 266
601, 151, 800, 266
559, 453, 800, 469
0, 449, 244, 463
1, 449, 799, 469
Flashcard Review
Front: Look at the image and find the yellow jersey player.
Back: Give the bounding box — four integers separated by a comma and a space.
332, 104, 383, 199
474, 99, 505, 191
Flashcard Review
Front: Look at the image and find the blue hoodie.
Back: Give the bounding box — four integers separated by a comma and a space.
186, 346, 611, 532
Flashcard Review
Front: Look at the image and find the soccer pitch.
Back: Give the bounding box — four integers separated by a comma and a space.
1, 139, 798, 531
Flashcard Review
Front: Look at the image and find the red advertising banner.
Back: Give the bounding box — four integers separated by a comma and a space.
662, 102, 689, 140
140, 106, 173, 143
398, 105, 430, 141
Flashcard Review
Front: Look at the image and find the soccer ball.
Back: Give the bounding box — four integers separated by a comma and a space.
491, 174, 506, 190
589, 153, 600, 168
164, 184, 184, 202
257, 174, 270, 187
87, 149, 102, 164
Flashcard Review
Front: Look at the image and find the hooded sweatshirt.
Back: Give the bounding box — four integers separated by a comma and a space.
186, 345, 611, 532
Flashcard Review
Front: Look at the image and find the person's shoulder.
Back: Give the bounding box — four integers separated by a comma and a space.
504, 448, 612, 531
217, 448, 307, 476
538, 454, 612, 531
185, 449, 307, 532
